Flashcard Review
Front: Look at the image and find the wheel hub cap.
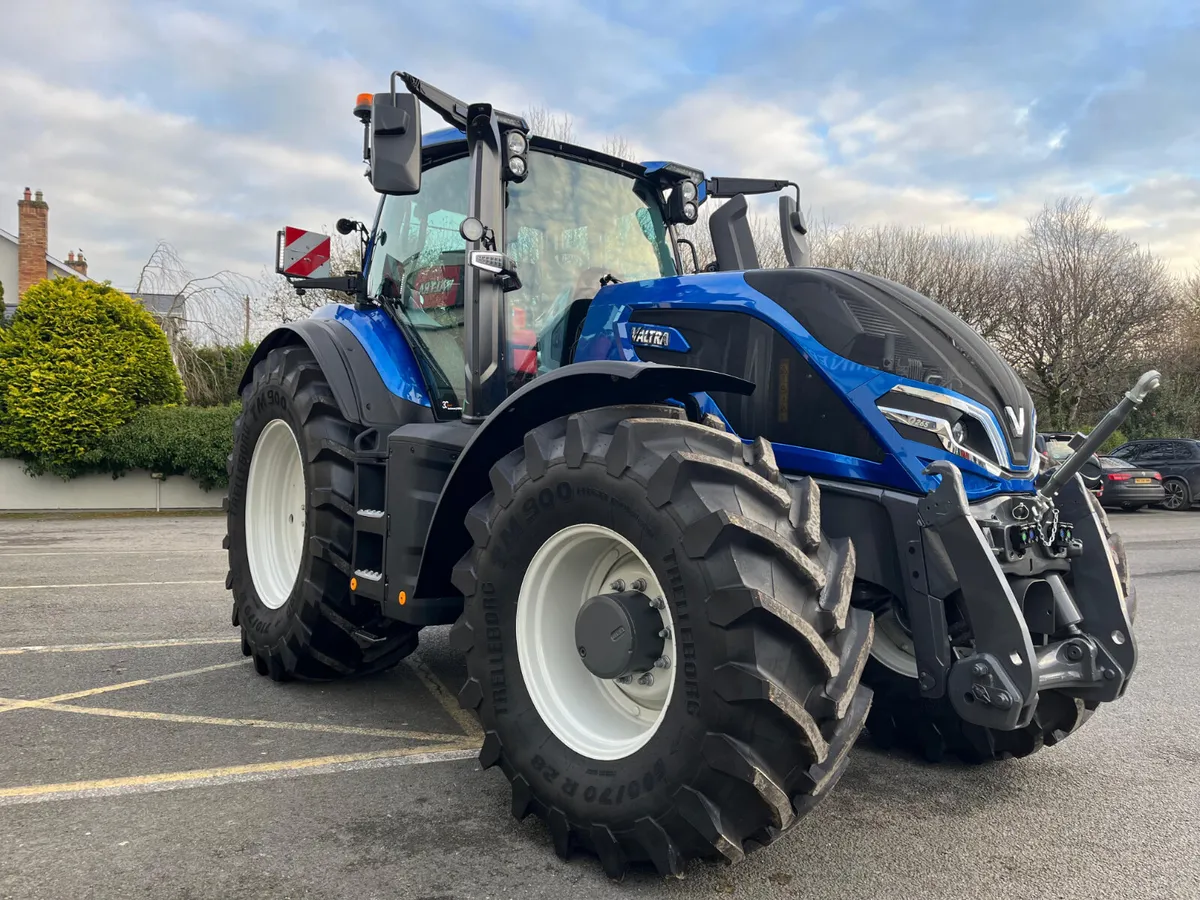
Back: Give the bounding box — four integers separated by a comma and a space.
575, 590, 665, 680
516, 523, 675, 760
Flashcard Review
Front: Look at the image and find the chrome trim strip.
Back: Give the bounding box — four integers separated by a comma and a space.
879, 406, 1004, 477
886, 383, 1034, 475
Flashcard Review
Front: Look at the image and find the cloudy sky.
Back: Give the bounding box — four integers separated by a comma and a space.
2, 0, 1197, 292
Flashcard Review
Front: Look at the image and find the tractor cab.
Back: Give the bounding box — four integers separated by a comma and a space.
363, 127, 679, 407
276, 72, 809, 422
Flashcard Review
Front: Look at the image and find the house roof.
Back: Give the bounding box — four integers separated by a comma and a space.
0, 226, 90, 281
129, 292, 186, 317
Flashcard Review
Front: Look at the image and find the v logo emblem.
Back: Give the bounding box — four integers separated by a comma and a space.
1004, 406, 1026, 437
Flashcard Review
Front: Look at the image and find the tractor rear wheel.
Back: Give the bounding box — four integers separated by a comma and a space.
450, 406, 874, 878
225, 344, 419, 681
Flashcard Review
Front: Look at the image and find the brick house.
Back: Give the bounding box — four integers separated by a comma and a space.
0, 188, 90, 319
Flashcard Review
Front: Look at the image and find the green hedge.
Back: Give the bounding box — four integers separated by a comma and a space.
0, 278, 183, 475
84, 403, 239, 490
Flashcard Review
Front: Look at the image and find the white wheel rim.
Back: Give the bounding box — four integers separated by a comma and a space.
517, 524, 674, 761
870, 607, 920, 678
245, 418, 306, 610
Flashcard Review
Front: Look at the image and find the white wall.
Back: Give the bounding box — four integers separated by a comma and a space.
0, 459, 225, 511
0, 236, 15, 308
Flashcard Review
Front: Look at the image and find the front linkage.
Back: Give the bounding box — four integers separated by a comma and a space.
905, 370, 1156, 737
917, 461, 1134, 733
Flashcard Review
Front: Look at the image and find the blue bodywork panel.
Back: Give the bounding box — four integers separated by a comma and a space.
311, 304, 431, 408
573, 272, 1037, 501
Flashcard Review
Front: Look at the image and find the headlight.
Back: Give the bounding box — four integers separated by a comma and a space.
876, 384, 1034, 478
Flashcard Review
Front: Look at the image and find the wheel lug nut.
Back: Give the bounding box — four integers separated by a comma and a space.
616, 674, 632, 685
649, 596, 665, 610
658, 627, 671, 640
631, 577, 647, 592
638, 672, 655, 686
577, 646, 587, 658
653, 656, 671, 669
609, 579, 625, 592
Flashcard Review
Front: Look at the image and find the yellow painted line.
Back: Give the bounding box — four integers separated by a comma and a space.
407, 658, 482, 739
0, 744, 479, 805
0, 580, 224, 591
0, 636, 240, 656
0, 660, 249, 713
23, 700, 463, 743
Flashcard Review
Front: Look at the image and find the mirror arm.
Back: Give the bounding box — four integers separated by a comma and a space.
288, 273, 361, 297
676, 237, 701, 275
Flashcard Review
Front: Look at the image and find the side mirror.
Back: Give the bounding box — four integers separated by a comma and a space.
369, 92, 422, 196
779, 195, 810, 268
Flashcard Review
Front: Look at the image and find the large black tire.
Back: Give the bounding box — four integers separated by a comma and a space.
225, 344, 419, 681
450, 406, 874, 878
863, 656, 1093, 763
864, 490, 1136, 763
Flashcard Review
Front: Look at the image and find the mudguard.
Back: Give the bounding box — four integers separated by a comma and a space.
240, 317, 432, 429
404, 360, 753, 618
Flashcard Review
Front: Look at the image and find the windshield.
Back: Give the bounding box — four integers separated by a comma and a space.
504, 151, 676, 385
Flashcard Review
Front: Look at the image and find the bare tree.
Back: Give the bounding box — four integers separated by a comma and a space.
132, 240, 263, 404
1006, 198, 1178, 429
812, 223, 1018, 340
601, 134, 636, 161
526, 106, 575, 143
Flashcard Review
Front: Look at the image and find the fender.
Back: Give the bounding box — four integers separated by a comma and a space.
240, 317, 432, 429
403, 360, 754, 620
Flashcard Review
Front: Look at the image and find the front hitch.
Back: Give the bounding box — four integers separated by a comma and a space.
918, 461, 1036, 731
917, 461, 1136, 732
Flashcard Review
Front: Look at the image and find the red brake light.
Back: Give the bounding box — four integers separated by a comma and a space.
1108, 473, 1132, 482
1153, 472, 1162, 480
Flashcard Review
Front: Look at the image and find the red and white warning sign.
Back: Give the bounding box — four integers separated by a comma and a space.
277, 227, 332, 278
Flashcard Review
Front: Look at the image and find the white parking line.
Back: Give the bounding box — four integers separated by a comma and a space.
0, 580, 224, 591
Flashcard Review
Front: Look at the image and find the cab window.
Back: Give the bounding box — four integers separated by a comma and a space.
366, 155, 470, 410
504, 152, 675, 384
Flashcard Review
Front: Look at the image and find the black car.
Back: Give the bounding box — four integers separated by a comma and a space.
1109, 439, 1200, 510
1096, 457, 1166, 511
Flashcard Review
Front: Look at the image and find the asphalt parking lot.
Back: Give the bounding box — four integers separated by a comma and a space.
1, 511, 1198, 900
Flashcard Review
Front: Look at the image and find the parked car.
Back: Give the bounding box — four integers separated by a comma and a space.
1108, 439, 1200, 510
1096, 457, 1165, 511
1036, 432, 1103, 495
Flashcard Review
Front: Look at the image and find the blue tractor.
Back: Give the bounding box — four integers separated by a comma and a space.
227, 73, 1150, 878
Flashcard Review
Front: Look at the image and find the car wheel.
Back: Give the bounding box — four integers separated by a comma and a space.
1161, 478, 1190, 511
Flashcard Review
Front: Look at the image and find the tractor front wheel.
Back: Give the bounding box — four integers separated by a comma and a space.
225, 344, 419, 681
450, 406, 873, 878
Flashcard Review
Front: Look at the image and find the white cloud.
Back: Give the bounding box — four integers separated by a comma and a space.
0, 67, 374, 291
1, 0, 1196, 311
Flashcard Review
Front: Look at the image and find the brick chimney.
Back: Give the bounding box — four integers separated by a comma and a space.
66, 248, 88, 277
17, 188, 49, 298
